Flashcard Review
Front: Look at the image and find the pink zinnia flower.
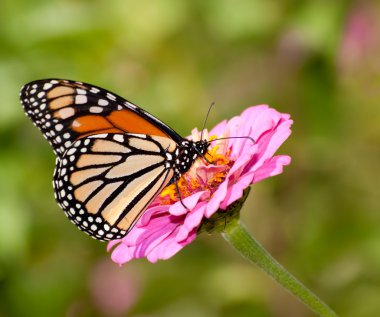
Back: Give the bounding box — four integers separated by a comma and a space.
108, 105, 293, 264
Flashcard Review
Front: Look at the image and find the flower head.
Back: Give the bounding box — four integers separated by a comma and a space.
108, 105, 292, 264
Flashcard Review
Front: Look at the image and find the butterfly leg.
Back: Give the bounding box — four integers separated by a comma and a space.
175, 180, 190, 211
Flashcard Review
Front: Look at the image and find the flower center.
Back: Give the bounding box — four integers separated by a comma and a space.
158, 141, 231, 205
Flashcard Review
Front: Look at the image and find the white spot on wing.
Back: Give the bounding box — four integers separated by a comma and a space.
43, 83, 53, 90
75, 95, 87, 104
106, 93, 116, 101
55, 124, 63, 131
89, 134, 107, 139
57, 107, 75, 119
125, 101, 136, 109
90, 106, 103, 113
67, 148, 76, 155
113, 135, 124, 143
98, 99, 109, 106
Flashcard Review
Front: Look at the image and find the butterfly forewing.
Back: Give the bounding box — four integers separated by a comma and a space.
20, 79, 182, 158
54, 133, 176, 240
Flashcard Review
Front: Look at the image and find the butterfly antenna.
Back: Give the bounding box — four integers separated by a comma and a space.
200, 101, 215, 140
210, 136, 256, 144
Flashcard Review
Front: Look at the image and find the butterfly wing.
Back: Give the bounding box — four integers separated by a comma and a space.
20, 79, 184, 240
20, 79, 183, 158
54, 133, 176, 240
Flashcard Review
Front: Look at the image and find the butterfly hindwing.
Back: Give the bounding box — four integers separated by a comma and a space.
54, 133, 176, 240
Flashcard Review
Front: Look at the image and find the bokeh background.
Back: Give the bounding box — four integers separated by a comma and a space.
1, 1, 379, 316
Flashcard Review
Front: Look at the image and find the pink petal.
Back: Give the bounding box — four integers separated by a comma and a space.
248, 119, 292, 171
253, 155, 291, 183
205, 179, 230, 218
228, 148, 256, 181
196, 165, 227, 184
146, 229, 197, 262
107, 239, 122, 252
219, 172, 255, 209
138, 205, 169, 227
176, 202, 207, 241
111, 243, 134, 265
169, 191, 209, 215
209, 119, 228, 136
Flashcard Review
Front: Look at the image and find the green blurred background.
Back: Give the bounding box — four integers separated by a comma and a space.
1, 1, 379, 316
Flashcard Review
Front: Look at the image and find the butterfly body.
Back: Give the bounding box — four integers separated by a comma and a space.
20, 79, 209, 240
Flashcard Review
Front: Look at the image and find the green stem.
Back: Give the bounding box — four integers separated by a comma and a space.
222, 219, 338, 317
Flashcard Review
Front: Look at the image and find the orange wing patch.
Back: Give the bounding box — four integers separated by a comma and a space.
72, 115, 118, 133
108, 109, 168, 137
71, 109, 169, 138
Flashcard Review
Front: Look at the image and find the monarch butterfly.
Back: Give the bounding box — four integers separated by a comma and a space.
20, 79, 210, 241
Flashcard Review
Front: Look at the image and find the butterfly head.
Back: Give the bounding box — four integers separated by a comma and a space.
173, 139, 210, 178
193, 139, 211, 158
